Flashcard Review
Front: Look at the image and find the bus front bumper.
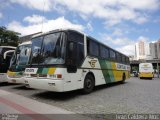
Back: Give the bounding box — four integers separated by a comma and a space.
139, 73, 153, 78
24, 78, 64, 92
7, 71, 24, 84
7, 77, 25, 84
0, 73, 8, 83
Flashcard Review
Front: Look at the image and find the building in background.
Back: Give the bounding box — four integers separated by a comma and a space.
135, 39, 160, 60
135, 40, 147, 60
149, 40, 160, 60
156, 40, 160, 59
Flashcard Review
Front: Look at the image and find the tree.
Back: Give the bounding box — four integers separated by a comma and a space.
0, 26, 19, 47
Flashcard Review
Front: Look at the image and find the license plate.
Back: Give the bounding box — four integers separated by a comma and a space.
11, 79, 16, 83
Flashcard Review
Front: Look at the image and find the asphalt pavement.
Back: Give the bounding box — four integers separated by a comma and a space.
0, 77, 160, 119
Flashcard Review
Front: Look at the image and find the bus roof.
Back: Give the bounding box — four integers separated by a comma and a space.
139, 63, 153, 66
31, 29, 84, 38
31, 29, 129, 58
0, 46, 16, 49
19, 41, 31, 46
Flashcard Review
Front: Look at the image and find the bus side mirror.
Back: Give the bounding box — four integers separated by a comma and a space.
16, 49, 20, 54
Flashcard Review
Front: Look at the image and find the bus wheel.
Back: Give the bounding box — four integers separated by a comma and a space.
120, 73, 126, 84
82, 74, 95, 94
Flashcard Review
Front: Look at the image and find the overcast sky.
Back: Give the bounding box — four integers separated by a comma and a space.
0, 0, 160, 55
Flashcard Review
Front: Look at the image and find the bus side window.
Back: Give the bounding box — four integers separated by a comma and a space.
100, 45, 109, 59
116, 53, 122, 63
87, 38, 99, 57
126, 57, 130, 64
109, 49, 116, 60
122, 56, 125, 63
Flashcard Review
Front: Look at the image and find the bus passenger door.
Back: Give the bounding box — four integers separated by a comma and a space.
66, 41, 84, 89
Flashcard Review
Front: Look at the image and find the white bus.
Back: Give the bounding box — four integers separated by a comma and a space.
7, 41, 31, 84
0, 46, 16, 83
24, 29, 130, 93
139, 63, 154, 79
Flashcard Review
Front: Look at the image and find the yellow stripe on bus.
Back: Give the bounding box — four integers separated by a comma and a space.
7, 71, 16, 76
48, 68, 56, 75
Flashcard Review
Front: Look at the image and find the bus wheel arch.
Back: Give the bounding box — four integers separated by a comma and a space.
82, 72, 95, 94
121, 72, 126, 84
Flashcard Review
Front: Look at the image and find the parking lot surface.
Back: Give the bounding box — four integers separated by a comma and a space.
1, 77, 160, 116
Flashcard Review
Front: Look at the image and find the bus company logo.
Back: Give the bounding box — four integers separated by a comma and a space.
116, 63, 127, 70
89, 60, 97, 68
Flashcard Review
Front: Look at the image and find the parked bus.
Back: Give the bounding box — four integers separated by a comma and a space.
7, 41, 31, 84
139, 63, 154, 79
0, 46, 16, 83
24, 29, 130, 93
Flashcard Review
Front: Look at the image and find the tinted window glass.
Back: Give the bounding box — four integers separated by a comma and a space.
67, 31, 84, 67
0, 48, 15, 55
68, 31, 84, 44
39, 32, 64, 64
100, 46, 109, 59
110, 50, 116, 59
10, 44, 31, 66
87, 38, 99, 56
116, 53, 122, 62
0, 48, 2, 54
7, 51, 14, 56
122, 56, 125, 62
126, 57, 130, 64
77, 43, 84, 66
18, 44, 31, 65
31, 37, 43, 64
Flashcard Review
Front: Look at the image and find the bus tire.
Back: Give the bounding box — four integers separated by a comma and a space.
82, 74, 95, 94
120, 73, 126, 84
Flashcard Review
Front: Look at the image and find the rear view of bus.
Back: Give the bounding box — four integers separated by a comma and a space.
0, 46, 16, 83
139, 63, 154, 79
7, 41, 31, 84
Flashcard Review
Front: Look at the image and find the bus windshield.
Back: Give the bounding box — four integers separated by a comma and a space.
30, 32, 66, 65
11, 44, 31, 66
